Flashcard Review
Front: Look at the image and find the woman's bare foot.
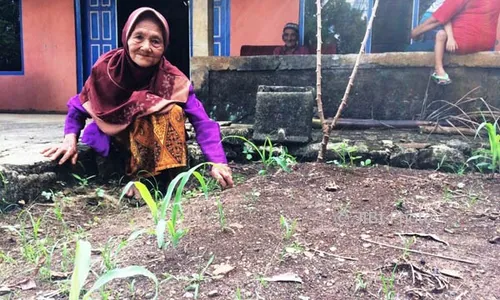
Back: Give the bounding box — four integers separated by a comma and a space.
125, 184, 141, 199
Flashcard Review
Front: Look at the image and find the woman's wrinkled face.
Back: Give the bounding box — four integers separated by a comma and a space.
127, 18, 165, 68
282, 28, 298, 48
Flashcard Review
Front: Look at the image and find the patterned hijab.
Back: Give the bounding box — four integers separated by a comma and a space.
80, 7, 190, 136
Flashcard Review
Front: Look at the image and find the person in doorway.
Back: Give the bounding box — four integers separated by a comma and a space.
41, 7, 233, 198
273, 22, 310, 55
411, 0, 500, 85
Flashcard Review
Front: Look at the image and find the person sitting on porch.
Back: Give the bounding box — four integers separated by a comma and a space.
41, 7, 233, 198
273, 22, 310, 55
410, 0, 500, 85
406, 0, 446, 52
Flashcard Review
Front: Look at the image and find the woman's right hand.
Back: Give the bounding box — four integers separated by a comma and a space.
41, 134, 79, 165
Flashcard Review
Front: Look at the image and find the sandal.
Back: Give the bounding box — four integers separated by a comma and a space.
431, 72, 452, 85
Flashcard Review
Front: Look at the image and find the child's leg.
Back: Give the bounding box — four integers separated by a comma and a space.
434, 29, 448, 76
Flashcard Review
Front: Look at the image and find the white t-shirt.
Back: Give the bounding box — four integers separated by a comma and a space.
427, 0, 445, 13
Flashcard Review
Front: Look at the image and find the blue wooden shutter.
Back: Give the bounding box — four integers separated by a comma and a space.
83, 0, 117, 79
213, 0, 230, 56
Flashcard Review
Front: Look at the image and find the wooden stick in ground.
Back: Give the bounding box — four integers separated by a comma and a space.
317, 0, 381, 162
315, 0, 328, 151
361, 237, 478, 265
308, 247, 358, 261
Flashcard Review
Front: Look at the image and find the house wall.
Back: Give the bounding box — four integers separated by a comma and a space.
0, 0, 77, 112
230, 0, 300, 56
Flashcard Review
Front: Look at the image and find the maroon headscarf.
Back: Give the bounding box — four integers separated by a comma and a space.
80, 7, 190, 135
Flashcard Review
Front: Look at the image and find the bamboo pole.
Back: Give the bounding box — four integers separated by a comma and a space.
317, 0, 381, 162
315, 0, 327, 152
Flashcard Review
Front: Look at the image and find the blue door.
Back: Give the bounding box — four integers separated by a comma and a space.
82, 0, 117, 80
213, 0, 230, 56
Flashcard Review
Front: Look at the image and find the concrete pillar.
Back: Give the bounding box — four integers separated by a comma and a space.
192, 0, 213, 56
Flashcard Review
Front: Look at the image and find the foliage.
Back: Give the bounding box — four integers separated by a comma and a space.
71, 174, 96, 188
215, 198, 227, 231
467, 121, 500, 174
0, 0, 21, 71
304, 0, 366, 54
69, 240, 158, 300
120, 163, 213, 250
326, 142, 370, 168
354, 272, 367, 293
380, 265, 397, 300
279, 215, 297, 241
224, 135, 296, 175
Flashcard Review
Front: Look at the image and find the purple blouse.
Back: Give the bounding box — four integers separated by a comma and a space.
64, 86, 227, 164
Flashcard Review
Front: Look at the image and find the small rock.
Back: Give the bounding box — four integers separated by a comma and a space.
488, 236, 500, 244
183, 292, 194, 298
324, 183, 339, 192
207, 290, 219, 297
457, 182, 465, 189
381, 140, 394, 148
360, 234, 371, 239
144, 292, 155, 299
362, 243, 372, 248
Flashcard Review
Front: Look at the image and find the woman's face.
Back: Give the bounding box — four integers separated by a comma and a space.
127, 18, 165, 68
283, 28, 298, 48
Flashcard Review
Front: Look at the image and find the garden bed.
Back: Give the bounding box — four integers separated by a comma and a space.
0, 163, 499, 299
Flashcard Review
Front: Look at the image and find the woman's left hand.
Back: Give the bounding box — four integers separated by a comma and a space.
210, 164, 234, 189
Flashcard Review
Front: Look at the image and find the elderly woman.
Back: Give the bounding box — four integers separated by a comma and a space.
411, 0, 500, 85
273, 23, 310, 55
41, 7, 233, 197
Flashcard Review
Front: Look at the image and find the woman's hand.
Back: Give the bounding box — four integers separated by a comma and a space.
210, 164, 234, 189
446, 38, 458, 53
41, 134, 79, 165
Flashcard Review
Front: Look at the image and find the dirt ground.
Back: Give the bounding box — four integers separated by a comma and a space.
0, 163, 499, 300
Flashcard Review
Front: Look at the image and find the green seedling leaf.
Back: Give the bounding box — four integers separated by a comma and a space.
69, 240, 92, 300
156, 219, 166, 248
83, 266, 158, 300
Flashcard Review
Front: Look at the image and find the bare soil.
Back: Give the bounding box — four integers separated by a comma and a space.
0, 163, 499, 300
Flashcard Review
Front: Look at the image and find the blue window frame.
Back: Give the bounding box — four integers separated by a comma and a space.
0, 0, 24, 75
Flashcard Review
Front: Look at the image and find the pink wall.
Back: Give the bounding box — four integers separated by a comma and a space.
230, 0, 300, 56
0, 0, 77, 112
496, 14, 500, 51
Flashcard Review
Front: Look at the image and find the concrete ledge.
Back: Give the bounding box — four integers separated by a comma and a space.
191, 52, 500, 124
191, 52, 500, 72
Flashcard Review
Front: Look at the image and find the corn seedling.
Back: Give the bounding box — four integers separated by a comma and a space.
279, 215, 297, 241
467, 120, 500, 175
95, 188, 105, 198
53, 204, 64, 224
215, 198, 227, 231
234, 287, 243, 300
0, 170, 7, 186
0, 250, 15, 264
184, 255, 215, 299
120, 163, 213, 250
339, 201, 351, 216
223, 135, 296, 175
101, 231, 145, 272
71, 174, 96, 188
380, 265, 397, 300
354, 272, 367, 293
137, 170, 164, 202
400, 236, 416, 260
394, 198, 404, 211
69, 240, 158, 300
327, 142, 361, 168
